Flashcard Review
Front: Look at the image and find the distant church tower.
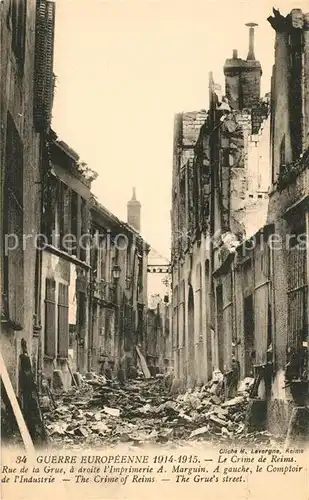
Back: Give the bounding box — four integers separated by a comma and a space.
127, 187, 141, 232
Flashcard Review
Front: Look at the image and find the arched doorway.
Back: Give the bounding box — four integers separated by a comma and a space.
188, 285, 195, 386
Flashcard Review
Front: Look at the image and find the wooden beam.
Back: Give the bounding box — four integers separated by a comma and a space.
0, 351, 35, 457
136, 346, 151, 379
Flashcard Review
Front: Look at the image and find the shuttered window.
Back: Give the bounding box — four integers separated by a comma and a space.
57, 284, 69, 357
44, 279, 56, 356
287, 237, 307, 349
3, 112, 24, 326
33, 0, 55, 131
254, 243, 270, 366
11, 0, 27, 70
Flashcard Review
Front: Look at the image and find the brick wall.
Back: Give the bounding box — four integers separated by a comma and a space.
224, 54, 262, 111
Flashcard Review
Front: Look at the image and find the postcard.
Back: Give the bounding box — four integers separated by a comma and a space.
1, 1, 309, 499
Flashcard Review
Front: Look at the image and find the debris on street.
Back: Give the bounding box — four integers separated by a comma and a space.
42, 374, 284, 449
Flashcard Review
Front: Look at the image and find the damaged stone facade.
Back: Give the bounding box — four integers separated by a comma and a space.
0, 0, 56, 391
171, 23, 271, 388
171, 110, 211, 387
264, 8, 309, 433
171, 7, 309, 436
215, 7, 309, 435
89, 199, 150, 381
39, 145, 152, 391
39, 133, 94, 390
36, 135, 152, 392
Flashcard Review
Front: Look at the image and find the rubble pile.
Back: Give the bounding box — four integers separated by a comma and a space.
42, 373, 284, 449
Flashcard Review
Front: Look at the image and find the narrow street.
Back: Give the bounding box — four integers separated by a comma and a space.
1, 0, 309, 457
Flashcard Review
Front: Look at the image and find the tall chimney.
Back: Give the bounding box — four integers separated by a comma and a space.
127, 187, 141, 232
246, 22, 258, 61
224, 22, 262, 110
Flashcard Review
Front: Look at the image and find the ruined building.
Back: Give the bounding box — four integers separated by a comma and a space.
211, 7, 309, 435
264, 8, 309, 433
39, 132, 95, 389
40, 175, 151, 390
1, 0, 56, 391
171, 23, 271, 387
89, 193, 150, 381
171, 7, 309, 436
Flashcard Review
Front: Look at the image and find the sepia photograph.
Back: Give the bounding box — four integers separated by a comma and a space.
0, 0, 309, 498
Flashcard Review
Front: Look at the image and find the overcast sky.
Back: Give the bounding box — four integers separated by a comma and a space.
52, 0, 307, 257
